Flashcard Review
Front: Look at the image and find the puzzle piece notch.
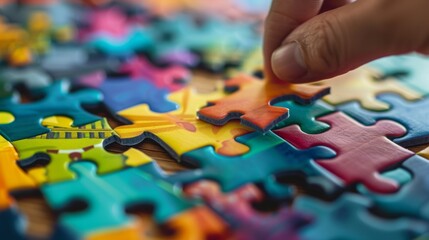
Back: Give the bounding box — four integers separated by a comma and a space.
359, 154, 429, 221
315, 66, 421, 111
197, 74, 330, 133
0, 80, 102, 141
171, 131, 339, 198
42, 161, 193, 236
294, 193, 429, 240
338, 93, 429, 147
184, 180, 312, 240
274, 112, 414, 193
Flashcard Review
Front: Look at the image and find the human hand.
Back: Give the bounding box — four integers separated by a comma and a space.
264, 0, 429, 83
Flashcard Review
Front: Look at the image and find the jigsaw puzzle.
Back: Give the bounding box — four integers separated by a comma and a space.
2, 1, 429, 240
197, 74, 331, 133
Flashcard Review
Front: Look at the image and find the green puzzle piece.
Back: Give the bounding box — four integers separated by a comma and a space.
273, 100, 334, 133
14, 119, 124, 183
42, 161, 193, 236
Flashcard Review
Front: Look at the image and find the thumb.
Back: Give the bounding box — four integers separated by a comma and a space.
272, 0, 429, 83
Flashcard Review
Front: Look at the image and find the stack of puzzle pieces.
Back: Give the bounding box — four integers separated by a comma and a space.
1, 0, 429, 239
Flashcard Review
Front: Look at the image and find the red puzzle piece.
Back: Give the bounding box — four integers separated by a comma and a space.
274, 112, 413, 193
197, 74, 330, 132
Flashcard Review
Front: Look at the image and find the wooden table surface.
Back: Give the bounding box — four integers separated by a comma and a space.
14, 70, 429, 239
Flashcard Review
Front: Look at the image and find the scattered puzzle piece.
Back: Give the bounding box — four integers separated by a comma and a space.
369, 53, 429, 95
0, 80, 101, 141
359, 155, 429, 221
273, 100, 333, 133
184, 180, 312, 240
338, 93, 429, 147
172, 131, 338, 197
112, 86, 252, 161
294, 193, 428, 240
119, 56, 190, 92
42, 161, 193, 236
313, 67, 421, 111
79, 77, 177, 115
0, 206, 27, 240
197, 74, 330, 133
274, 112, 414, 193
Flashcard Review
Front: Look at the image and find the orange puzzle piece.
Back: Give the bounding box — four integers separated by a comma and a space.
197, 74, 330, 132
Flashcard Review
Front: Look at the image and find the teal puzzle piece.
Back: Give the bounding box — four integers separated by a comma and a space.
42, 161, 193, 236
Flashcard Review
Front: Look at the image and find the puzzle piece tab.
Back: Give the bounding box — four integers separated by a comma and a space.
197, 74, 330, 133
0, 80, 101, 141
184, 180, 312, 240
274, 112, 414, 193
294, 193, 428, 240
112, 86, 252, 161
172, 131, 338, 197
315, 67, 421, 111
338, 94, 429, 147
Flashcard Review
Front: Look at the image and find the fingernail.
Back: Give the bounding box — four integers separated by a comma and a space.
272, 42, 307, 81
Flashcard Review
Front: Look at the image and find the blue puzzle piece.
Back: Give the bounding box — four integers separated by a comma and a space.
88, 29, 153, 57
172, 131, 339, 198
97, 78, 178, 114
0, 81, 101, 141
42, 161, 192, 236
294, 193, 429, 240
368, 54, 429, 94
359, 155, 429, 221
338, 93, 429, 147
0, 206, 26, 240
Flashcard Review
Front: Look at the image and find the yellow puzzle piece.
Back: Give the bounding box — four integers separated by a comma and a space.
315, 67, 421, 111
115, 86, 252, 161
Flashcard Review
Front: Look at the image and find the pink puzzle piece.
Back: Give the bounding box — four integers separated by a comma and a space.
184, 180, 311, 240
197, 74, 330, 133
274, 112, 414, 194
120, 57, 190, 91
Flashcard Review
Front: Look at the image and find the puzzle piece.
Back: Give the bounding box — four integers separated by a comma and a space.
313, 67, 421, 111
149, 14, 260, 70
197, 74, 330, 133
184, 180, 312, 240
79, 77, 178, 114
0, 80, 101, 141
86, 206, 228, 240
172, 131, 338, 197
369, 53, 429, 95
81, 8, 153, 57
0, 135, 36, 194
359, 155, 429, 221
119, 56, 190, 92
338, 93, 429, 147
112, 86, 252, 161
274, 112, 414, 193
294, 193, 428, 240
273, 100, 334, 134
42, 160, 193, 237
0, 66, 51, 94
14, 118, 129, 183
